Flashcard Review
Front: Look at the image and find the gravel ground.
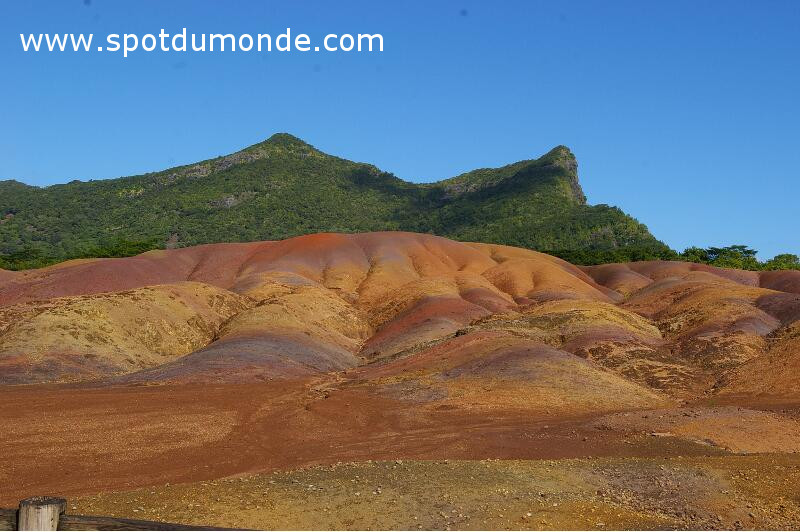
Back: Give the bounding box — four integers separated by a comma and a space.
72, 456, 800, 530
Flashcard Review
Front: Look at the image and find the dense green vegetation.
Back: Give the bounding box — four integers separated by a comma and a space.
547, 246, 679, 265
549, 245, 800, 271
0, 237, 162, 270
678, 246, 799, 271
0, 134, 667, 270
0, 134, 795, 272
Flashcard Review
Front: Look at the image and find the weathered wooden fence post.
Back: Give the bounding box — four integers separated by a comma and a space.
1, 496, 227, 530
18, 496, 66, 531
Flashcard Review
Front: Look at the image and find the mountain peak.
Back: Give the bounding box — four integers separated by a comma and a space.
539, 145, 583, 204
435, 145, 585, 204
540, 145, 577, 170
218, 133, 322, 165
238, 132, 322, 159
545, 144, 574, 157
263, 132, 311, 147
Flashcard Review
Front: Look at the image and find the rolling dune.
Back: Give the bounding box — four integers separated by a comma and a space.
2, 231, 800, 524
1, 231, 798, 400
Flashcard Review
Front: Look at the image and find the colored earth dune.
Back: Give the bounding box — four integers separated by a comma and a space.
1, 231, 799, 529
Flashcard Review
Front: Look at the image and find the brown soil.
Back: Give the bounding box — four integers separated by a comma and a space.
2, 232, 800, 529
69, 457, 800, 530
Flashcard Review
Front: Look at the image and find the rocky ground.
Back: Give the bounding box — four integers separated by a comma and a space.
71, 457, 800, 530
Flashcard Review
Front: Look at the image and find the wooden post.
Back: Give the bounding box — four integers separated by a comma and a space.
17, 496, 66, 531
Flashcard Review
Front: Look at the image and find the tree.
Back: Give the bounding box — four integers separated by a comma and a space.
763, 253, 800, 271
680, 246, 710, 264
706, 245, 760, 270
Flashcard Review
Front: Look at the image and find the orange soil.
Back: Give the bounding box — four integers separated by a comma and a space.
1, 232, 799, 529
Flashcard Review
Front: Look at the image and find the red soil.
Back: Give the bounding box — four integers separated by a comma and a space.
2, 232, 800, 513
0, 233, 612, 306
583, 260, 800, 295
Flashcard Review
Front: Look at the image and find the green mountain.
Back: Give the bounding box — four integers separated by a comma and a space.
0, 133, 671, 269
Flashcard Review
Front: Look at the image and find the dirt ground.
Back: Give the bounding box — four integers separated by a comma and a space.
3, 234, 800, 530
1, 380, 799, 530
0, 380, 703, 502
70, 457, 800, 530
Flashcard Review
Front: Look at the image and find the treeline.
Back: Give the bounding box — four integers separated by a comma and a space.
0, 238, 163, 271
549, 244, 800, 271
2, 239, 798, 272
678, 245, 800, 271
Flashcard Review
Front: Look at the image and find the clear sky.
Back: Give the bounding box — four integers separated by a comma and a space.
2, 0, 798, 258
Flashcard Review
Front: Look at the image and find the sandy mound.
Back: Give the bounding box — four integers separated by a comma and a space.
584, 260, 800, 297
116, 332, 361, 384
2, 232, 799, 397
354, 330, 670, 415
0, 282, 252, 384
759, 269, 800, 294
0, 232, 612, 308
592, 407, 800, 453
623, 277, 788, 372
578, 263, 653, 297
0, 233, 618, 384
584, 261, 760, 292
716, 321, 800, 399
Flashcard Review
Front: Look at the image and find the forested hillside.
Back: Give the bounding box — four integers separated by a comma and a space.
0, 133, 670, 269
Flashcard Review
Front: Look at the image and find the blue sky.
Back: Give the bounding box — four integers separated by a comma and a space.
1, 0, 798, 258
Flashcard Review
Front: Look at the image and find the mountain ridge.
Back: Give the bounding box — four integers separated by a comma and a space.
0, 135, 576, 190
0, 134, 669, 269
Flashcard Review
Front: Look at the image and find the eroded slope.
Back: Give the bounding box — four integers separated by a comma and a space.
0, 232, 798, 407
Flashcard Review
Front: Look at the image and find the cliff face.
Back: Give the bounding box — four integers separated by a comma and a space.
546, 145, 586, 204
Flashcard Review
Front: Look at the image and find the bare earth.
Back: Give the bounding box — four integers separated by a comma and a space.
71, 457, 800, 530
1, 232, 800, 529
